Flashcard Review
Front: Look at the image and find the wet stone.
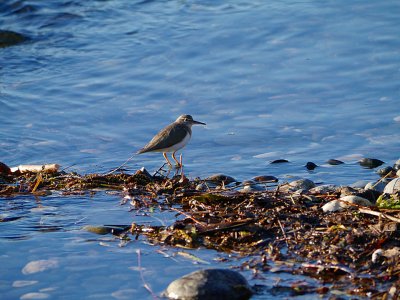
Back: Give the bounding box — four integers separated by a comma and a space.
376, 166, 395, 177
252, 175, 278, 183
359, 158, 384, 169
163, 268, 253, 300
305, 162, 318, 170
270, 159, 289, 164
0, 30, 28, 48
327, 159, 344, 165
205, 174, 236, 185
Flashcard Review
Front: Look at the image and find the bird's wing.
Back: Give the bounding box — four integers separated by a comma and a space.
138, 123, 189, 153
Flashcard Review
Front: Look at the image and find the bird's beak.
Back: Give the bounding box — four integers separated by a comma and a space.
192, 120, 206, 125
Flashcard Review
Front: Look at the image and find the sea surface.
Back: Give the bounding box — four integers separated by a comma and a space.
1, 0, 399, 299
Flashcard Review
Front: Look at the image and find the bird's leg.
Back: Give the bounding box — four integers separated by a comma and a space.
172, 151, 181, 168
163, 152, 173, 168
179, 154, 184, 178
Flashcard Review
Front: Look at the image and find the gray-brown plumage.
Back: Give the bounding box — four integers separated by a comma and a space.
138, 114, 206, 167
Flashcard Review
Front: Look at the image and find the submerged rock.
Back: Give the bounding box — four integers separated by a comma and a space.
359, 158, 384, 169
22, 259, 59, 275
383, 178, 400, 194
270, 159, 289, 164
327, 159, 344, 165
0, 30, 28, 48
305, 162, 318, 170
163, 269, 252, 300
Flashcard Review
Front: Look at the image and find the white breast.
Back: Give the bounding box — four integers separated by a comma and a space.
154, 132, 191, 152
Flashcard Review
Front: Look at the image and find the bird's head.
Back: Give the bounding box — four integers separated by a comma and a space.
176, 115, 206, 126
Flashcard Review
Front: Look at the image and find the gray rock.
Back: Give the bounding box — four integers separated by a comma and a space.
309, 184, 337, 194
376, 166, 394, 177
364, 181, 386, 193
393, 159, 400, 171
322, 195, 373, 213
289, 179, 316, 191
341, 195, 373, 206
322, 200, 344, 212
359, 158, 384, 169
239, 181, 264, 193
327, 159, 344, 165
205, 174, 236, 185
163, 269, 252, 300
195, 183, 209, 192
350, 180, 370, 189
383, 178, 400, 194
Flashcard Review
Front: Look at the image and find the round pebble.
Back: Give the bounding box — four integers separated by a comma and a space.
163, 268, 253, 300
289, 179, 316, 191
383, 178, 400, 194
327, 159, 344, 165
359, 158, 384, 169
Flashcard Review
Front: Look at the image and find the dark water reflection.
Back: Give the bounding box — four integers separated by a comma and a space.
1, 0, 400, 298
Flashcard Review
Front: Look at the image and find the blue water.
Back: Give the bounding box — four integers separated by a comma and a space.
1, 0, 400, 298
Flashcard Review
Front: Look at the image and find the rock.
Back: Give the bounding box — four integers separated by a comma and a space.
372, 247, 400, 263
340, 195, 373, 206
305, 162, 317, 170
359, 158, 384, 169
270, 159, 289, 164
0, 162, 11, 175
327, 159, 344, 165
383, 178, 400, 194
340, 186, 359, 197
22, 259, 58, 275
376, 166, 395, 177
163, 269, 252, 300
0, 30, 28, 48
309, 185, 337, 194
364, 181, 386, 193
239, 181, 264, 193
397, 170, 400, 177
322, 200, 343, 212
350, 180, 370, 189
205, 174, 236, 185
393, 159, 400, 171
322, 195, 373, 213
289, 179, 315, 191
195, 183, 208, 192
252, 175, 278, 183
135, 167, 152, 179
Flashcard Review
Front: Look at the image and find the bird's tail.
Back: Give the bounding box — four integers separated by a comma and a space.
104, 152, 138, 175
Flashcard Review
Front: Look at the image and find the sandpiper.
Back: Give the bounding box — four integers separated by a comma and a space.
137, 115, 206, 168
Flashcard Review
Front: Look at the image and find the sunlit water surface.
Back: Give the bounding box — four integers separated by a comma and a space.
1, 0, 399, 298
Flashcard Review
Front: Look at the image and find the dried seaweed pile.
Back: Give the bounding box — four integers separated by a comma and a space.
1, 169, 399, 298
